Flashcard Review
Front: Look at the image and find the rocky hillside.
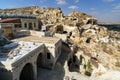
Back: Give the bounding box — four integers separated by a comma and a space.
49, 11, 120, 79
0, 6, 64, 24
0, 6, 37, 15
0, 6, 120, 79
63, 12, 120, 79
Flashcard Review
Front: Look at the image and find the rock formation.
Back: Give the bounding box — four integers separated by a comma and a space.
63, 11, 120, 79
0, 6, 64, 25
0, 6, 120, 79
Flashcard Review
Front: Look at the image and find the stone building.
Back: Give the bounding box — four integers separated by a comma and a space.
0, 18, 42, 38
0, 31, 62, 80
13, 34, 62, 69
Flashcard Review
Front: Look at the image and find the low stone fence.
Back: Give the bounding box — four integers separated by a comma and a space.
30, 30, 53, 37
30, 30, 44, 37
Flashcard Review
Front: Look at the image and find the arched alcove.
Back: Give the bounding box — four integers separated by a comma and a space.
19, 63, 34, 80
36, 53, 43, 68
28, 22, 33, 30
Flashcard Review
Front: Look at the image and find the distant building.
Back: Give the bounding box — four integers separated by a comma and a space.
0, 18, 42, 38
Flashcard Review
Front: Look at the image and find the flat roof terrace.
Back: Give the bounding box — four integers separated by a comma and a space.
0, 41, 43, 63
12, 35, 61, 44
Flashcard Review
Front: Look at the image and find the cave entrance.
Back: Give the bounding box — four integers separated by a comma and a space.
68, 55, 79, 72
56, 25, 63, 33
86, 38, 91, 43
19, 63, 34, 80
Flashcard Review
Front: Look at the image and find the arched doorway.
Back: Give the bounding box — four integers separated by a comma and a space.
28, 22, 33, 30
37, 53, 43, 68
24, 23, 27, 28
19, 63, 34, 80
38, 21, 42, 30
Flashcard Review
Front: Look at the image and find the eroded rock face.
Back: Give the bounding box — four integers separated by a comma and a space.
0, 6, 64, 25
62, 12, 97, 27
0, 6, 38, 15
1, 6, 120, 78
62, 11, 120, 78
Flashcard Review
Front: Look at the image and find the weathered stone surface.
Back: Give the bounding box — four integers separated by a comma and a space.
1, 6, 120, 79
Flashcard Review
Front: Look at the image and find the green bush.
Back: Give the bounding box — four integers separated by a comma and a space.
115, 37, 120, 40
87, 61, 93, 72
84, 60, 93, 76
84, 71, 91, 76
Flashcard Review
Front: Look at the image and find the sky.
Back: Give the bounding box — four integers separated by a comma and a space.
0, 0, 120, 22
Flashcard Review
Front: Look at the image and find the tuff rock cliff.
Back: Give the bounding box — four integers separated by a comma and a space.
63, 11, 120, 80
0, 6, 120, 79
